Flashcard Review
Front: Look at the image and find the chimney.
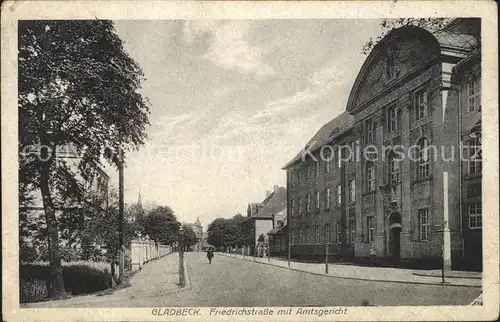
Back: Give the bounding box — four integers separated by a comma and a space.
266, 190, 271, 198
273, 185, 279, 191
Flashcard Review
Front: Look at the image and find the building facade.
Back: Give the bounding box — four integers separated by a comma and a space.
284, 18, 481, 269
185, 217, 203, 251
267, 208, 288, 257
242, 185, 287, 256
19, 150, 111, 261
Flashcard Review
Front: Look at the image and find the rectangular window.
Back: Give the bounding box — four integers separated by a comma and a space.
298, 196, 302, 215
298, 227, 302, 244
336, 184, 342, 207
469, 203, 482, 229
325, 188, 331, 210
468, 138, 482, 175
367, 216, 374, 242
365, 118, 373, 143
325, 224, 330, 244
315, 191, 320, 211
349, 141, 356, 163
387, 105, 397, 133
418, 209, 430, 241
390, 157, 400, 184
336, 223, 342, 243
349, 179, 356, 203
415, 89, 428, 121
291, 229, 295, 245
315, 225, 320, 244
306, 226, 311, 244
348, 219, 356, 244
467, 78, 481, 112
291, 198, 295, 216
306, 194, 311, 213
315, 161, 320, 178
367, 163, 376, 192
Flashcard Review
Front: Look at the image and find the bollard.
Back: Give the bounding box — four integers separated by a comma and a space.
325, 244, 329, 275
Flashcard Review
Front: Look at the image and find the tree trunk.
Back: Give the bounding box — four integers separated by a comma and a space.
39, 162, 66, 298
110, 253, 119, 285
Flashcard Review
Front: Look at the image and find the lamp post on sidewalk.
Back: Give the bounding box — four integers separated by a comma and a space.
178, 226, 185, 287
325, 244, 329, 274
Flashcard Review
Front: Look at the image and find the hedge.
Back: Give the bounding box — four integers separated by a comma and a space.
20, 263, 112, 303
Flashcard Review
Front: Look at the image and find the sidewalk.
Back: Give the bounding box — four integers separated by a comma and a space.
220, 253, 481, 288
22, 252, 182, 307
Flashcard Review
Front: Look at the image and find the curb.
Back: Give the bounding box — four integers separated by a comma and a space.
412, 272, 482, 280
181, 253, 192, 291
220, 254, 481, 288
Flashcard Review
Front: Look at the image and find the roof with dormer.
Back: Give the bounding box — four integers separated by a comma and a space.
282, 111, 354, 169
248, 186, 287, 219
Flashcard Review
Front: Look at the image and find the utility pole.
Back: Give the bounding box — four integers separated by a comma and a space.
178, 226, 185, 287
118, 141, 125, 285
287, 210, 291, 268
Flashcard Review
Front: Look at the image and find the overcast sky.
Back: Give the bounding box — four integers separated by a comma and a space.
111, 19, 384, 229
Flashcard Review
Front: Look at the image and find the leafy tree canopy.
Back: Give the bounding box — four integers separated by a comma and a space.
18, 20, 150, 298
207, 215, 246, 247
180, 225, 198, 249
142, 206, 181, 245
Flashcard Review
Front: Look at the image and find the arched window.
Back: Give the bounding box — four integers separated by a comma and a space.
366, 162, 376, 191
389, 151, 400, 184
418, 138, 430, 178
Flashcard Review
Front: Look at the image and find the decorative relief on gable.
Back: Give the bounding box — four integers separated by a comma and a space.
355, 37, 436, 107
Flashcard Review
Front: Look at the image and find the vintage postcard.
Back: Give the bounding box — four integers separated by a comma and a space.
2, 0, 499, 321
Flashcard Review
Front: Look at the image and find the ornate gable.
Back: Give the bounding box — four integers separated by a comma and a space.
348, 27, 440, 113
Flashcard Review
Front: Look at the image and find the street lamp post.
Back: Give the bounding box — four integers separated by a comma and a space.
178, 226, 185, 287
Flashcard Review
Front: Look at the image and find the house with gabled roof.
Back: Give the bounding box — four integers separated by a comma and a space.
242, 185, 287, 256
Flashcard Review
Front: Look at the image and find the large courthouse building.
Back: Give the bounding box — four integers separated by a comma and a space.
284, 18, 481, 269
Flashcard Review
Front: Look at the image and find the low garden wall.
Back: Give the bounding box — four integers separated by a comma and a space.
130, 240, 171, 271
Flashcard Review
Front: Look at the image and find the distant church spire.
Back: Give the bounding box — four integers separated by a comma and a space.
137, 191, 142, 208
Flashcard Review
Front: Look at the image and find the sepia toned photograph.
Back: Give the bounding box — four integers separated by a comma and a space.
2, 1, 498, 321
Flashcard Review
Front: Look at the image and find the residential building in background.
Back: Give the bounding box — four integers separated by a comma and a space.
242, 185, 287, 256
185, 217, 203, 251
19, 148, 111, 259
